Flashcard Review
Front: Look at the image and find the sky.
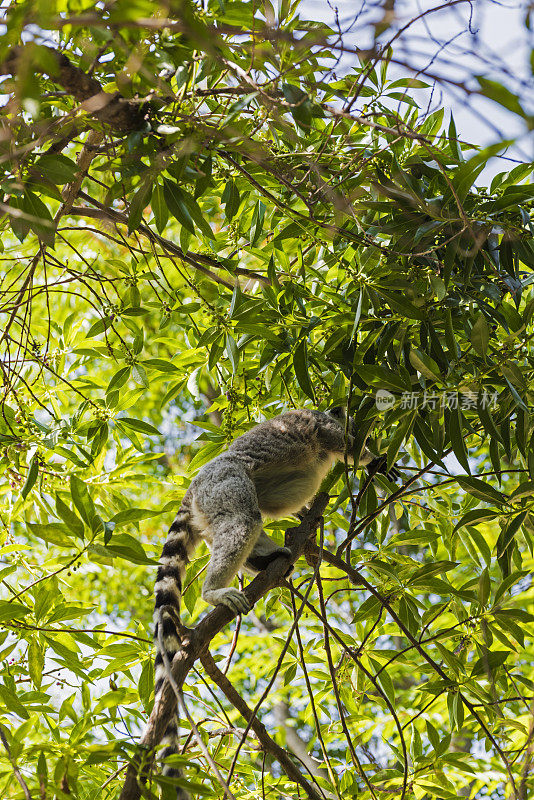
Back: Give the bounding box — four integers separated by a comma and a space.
300, 0, 533, 179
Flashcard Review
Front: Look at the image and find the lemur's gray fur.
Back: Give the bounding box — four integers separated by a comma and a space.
153, 407, 373, 796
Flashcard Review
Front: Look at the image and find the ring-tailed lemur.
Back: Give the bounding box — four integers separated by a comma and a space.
153, 406, 391, 797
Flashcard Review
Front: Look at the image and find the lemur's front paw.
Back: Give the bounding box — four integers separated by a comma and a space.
277, 546, 292, 559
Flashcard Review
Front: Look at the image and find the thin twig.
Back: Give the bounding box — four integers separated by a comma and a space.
0, 727, 33, 800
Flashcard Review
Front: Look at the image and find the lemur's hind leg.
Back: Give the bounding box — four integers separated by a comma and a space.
202, 511, 263, 614
244, 530, 291, 574
197, 470, 265, 615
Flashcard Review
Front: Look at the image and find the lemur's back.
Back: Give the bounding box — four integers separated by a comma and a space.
212, 409, 326, 472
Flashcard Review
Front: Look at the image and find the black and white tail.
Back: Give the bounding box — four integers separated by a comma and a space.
154, 490, 200, 799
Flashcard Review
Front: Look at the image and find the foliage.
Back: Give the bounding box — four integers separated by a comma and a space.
0, 1, 534, 799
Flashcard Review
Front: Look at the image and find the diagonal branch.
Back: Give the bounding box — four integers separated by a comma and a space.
118, 492, 330, 800
200, 650, 326, 800
69, 191, 269, 287
0, 727, 33, 800
0, 129, 103, 351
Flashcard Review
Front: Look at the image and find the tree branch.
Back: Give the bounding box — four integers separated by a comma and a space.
316, 547, 518, 797
118, 492, 330, 800
273, 701, 328, 781
0, 45, 147, 131
72, 190, 270, 287
0, 128, 103, 351
0, 727, 33, 800
200, 650, 326, 800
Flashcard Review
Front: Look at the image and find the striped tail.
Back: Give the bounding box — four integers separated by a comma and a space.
153, 490, 200, 799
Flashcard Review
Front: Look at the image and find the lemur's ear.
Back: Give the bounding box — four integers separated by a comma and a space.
326, 406, 346, 423
328, 405, 345, 420
328, 406, 345, 419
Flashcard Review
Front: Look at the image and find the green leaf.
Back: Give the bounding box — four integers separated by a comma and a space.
107, 367, 131, 393
453, 508, 499, 533
105, 533, 158, 564
87, 316, 112, 338
27, 522, 76, 546
452, 142, 509, 202
499, 366, 529, 412
0, 685, 29, 719
409, 349, 441, 382
128, 181, 152, 233
142, 358, 179, 373
163, 179, 213, 239
282, 83, 312, 128
352, 595, 382, 622
119, 417, 161, 436
152, 183, 169, 233
163, 178, 196, 234
375, 288, 426, 320
470, 314, 489, 357
23, 190, 55, 244
448, 113, 463, 162
387, 412, 415, 471
389, 529, 439, 547
476, 76, 526, 117
477, 397, 502, 443
494, 571, 529, 605
55, 495, 85, 539
33, 154, 78, 184
226, 334, 239, 373
409, 561, 458, 583
446, 407, 470, 474
511, 481, 534, 501
180, 190, 215, 240
132, 363, 149, 388
496, 511, 527, 559
478, 568, 490, 606
110, 508, 162, 526
222, 179, 240, 220
429, 274, 446, 301
70, 475, 96, 526
138, 657, 154, 710
456, 477, 507, 506
28, 639, 45, 687
376, 668, 395, 705
354, 365, 408, 393
8, 194, 29, 241
470, 649, 509, 677
250, 200, 266, 245
21, 455, 39, 499
0, 600, 31, 622
195, 153, 212, 198
293, 340, 315, 401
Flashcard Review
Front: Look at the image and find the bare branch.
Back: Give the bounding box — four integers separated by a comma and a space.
201, 650, 326, 800
0, 727, 33, 800
118, 493, 330, 800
